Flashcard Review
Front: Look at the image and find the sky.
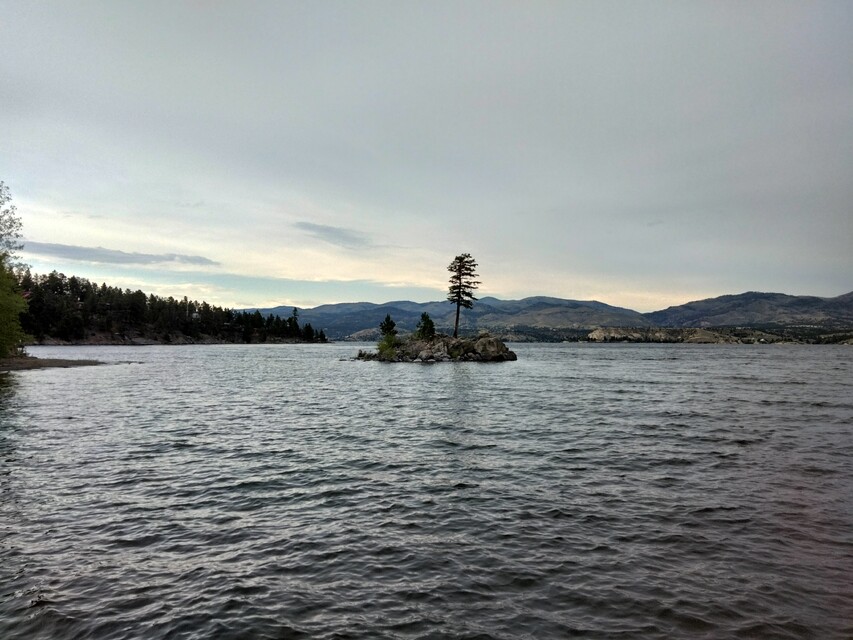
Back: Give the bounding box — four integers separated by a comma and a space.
1, 1, 851, 312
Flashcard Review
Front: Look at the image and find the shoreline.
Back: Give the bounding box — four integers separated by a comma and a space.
0, 356, 103, 372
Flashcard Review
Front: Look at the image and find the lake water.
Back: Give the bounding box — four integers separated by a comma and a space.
1, 343, 851, 639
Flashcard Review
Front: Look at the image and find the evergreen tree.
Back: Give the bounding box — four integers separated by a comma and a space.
11, 264, 329, 346
379, 313, 397, 336
377, 314, 399, 359
415, 312, 436, 340
447, 253, 480, 338
286, 308, 300, 338
0, 264, 27, 357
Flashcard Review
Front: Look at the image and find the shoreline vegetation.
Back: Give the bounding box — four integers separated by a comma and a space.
11, 271, 329, 349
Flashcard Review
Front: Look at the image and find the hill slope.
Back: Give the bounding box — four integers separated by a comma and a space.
257, 297, 649, 339
253, 290, 853, 340
644, 291, 853, 329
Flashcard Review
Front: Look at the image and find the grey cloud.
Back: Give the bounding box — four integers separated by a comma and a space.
2, 2, 851, 306
292, 223, 371, 250
23, 241, 220, 266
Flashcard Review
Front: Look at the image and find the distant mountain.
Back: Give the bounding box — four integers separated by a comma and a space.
644, 291, 853, 329
255, 296, 649, 340
249, 290, 853, 340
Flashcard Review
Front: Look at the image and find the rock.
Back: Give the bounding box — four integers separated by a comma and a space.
474, 336, 517, 361
586, 326, 746, 344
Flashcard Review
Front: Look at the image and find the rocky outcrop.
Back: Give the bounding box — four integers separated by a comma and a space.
357, 333, 518, 362
585, 327, 739, 343
585, 326, 801, 344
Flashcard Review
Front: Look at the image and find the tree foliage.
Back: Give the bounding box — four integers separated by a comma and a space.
379, 313, 397, 336
16, 270, 327, 344
376, 313, 400, 358
0, 181, 23, 265
0, 264, 27, 357
415, 312, 436, 340
447, 253, 480, 338
0, 182, 27, 357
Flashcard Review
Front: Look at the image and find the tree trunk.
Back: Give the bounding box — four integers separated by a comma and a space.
453, 300, 461, 338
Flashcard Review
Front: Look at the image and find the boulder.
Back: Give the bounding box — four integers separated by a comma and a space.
474, 336, 518, 361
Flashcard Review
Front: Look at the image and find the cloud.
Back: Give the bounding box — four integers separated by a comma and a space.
2, 3, 851, 310
22, 241, 220, 267
292, 222, 372, 249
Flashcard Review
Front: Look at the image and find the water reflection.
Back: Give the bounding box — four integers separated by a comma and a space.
0, 372, 20, 456
0, 371, 18, 401
446, 364, 475, 424
0, 373, 23, 601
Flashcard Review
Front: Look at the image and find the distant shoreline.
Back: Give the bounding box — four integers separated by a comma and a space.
27, 334, 321, 347
25, 325, 853, 347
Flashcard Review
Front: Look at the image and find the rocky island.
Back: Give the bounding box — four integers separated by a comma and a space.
357, 256, 518, 362
357, 332, 517, 363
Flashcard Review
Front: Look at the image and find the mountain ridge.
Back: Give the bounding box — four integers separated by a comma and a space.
249, 290, 853, 340
645, 290, 853, 328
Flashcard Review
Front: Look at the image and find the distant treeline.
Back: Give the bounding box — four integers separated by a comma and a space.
17, 270, 326, 344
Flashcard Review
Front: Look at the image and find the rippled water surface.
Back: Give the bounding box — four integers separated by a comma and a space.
1, 343, 851, 639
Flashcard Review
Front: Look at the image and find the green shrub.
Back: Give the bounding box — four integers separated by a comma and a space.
377, 333, 400, 360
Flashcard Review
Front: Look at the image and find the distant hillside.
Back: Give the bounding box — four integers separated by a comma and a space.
252, 290, 853, 340
256, 296, 649, 340
644, 291, 853, 329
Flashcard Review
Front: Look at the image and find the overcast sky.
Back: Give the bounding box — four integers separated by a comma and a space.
2, 1, 851, 311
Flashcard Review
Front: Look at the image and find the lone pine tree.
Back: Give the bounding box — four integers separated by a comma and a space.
447, 253, 480, 338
